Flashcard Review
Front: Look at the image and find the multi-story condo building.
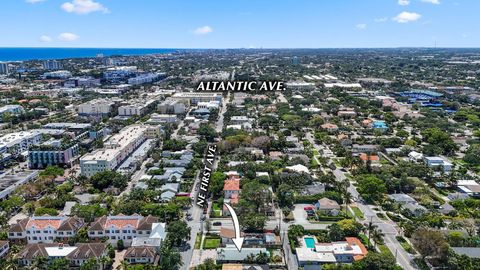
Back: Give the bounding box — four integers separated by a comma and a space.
8, 216, 85, 244
80, 125, 147, 177
0, 131, 41, 157
118, 99, 156, 117
88, 215, 158, 246
28, 140, 80, 169
43, 60, 62, 70
0, 62, 9, 74
77, 99, 115, 116
0, 104, 25, 116
157, 99, 186, 114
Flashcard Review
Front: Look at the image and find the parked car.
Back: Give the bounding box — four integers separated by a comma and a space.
213, 221, 222, 226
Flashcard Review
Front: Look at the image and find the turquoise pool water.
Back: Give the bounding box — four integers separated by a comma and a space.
304, 237, 315, 249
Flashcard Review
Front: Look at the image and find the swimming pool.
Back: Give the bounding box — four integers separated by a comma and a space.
304, 237, 315, 249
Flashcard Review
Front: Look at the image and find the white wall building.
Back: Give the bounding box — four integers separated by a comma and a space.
80, 125, 147, 177
0, 131, 41, 156
77, 99, 115, 116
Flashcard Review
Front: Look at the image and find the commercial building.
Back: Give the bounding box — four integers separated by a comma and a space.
286, 81, 316, 91
171, 92, 222, 105
146, 113, 178, 124
77, 99, 115, 117
80, 125, 147, 177
127, 72, 166, 85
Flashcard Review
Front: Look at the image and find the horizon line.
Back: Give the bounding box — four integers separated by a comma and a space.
2, 46, 480, 50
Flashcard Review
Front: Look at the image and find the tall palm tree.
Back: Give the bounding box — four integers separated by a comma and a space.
371, 228, 385, 248
343, 191, 353, 215
366, 220, 377, 249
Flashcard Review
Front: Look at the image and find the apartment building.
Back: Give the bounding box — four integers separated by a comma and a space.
28, 140, 80, 169
157, 99, 186, 114
77, 99, 115, 116
8, 216, 85, 244
0, 131, 41, 157
87, 215, 158, 246
80, 125, 148, 177
118, 99, 156, 117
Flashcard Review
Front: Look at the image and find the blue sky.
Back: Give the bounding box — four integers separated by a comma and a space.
0, 0, 478, 48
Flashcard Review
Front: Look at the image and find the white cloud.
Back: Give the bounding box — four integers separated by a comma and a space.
398, 0, 410, 5
421, 0, 440, 4
58, 32, 79, 41
193, 26, 213, 35
393, 11, 421, 23
61, 0, 109, 15
39, 35, 52, 42
356, 24, 367, 30
374, 17, 388, 23
26, 0, 46, 3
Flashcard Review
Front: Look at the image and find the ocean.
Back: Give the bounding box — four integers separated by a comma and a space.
0, 47, 180, 61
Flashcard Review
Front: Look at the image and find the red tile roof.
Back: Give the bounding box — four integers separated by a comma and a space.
346, 237, 368, 261
223, 180, 240, 191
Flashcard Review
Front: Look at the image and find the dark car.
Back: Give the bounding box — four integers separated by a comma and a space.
213, 221, 222, 226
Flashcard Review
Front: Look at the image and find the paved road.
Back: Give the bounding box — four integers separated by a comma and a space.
306, 132, 418, 270
181, 93, 230, 270
215, 92, 230, 133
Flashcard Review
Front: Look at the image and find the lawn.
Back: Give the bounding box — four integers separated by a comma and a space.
203, 238, 221, 249
351, 206, 364, 219
396, 236, 416, 254
376, 213, 387, 220
194, 233, 202, 249
378, 244, 393, 257
211, 202, 222, 218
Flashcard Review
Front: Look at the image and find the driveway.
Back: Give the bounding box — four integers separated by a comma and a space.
293, 204, 312, 225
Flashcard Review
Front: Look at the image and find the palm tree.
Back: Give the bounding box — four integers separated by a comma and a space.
255, 252, 270, 264
366, 220, 377, 249
371, 228, 385, 248
31, 256, 48, 270
343, 191, 353, 215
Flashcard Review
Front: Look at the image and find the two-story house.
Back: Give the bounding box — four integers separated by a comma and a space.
8, 216, 84, 244
88, 214, 158, 246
